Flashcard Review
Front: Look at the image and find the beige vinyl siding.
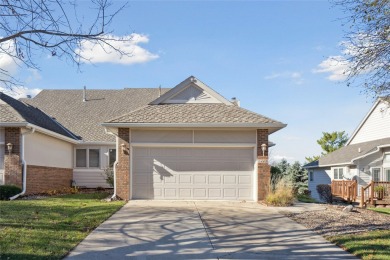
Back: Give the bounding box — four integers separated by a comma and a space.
308, 168, 331, 201
73, 169, 109, 188
24, 131, 73, 168
350, 102, 390, 144
163, 84, 220, 104
131, 129, 256, 144
72, 145, 114, 188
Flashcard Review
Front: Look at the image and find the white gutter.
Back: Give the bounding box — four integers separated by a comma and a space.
101, 122, 287, 128
104, 128, 119, 200
351, 144, 390, 163
0, 122, 28, 127
26, 123, 79, 144
10, 127, 36, 200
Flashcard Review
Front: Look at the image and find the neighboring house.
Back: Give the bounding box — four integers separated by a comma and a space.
1, 76, 286, 201
305, 98, 390, 201
0, 92, 79, 195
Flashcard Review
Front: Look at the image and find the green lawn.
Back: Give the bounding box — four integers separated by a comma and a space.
0, 192, 125, 259
368, 207, 390, 215
329, 230, 390, 260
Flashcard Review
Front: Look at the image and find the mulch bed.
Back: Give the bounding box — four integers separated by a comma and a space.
284, 204, 390, 237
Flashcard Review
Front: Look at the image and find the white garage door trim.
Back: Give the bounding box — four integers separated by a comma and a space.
130, 143, 258, 201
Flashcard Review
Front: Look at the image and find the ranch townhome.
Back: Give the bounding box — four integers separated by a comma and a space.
0, 76, 286, 201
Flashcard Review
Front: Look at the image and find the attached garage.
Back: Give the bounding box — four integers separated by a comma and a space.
132, 146, 255, 200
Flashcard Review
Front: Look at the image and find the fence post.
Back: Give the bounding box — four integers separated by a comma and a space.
370, 180, 375, 206
342, 180, 345, 199
360, 186, 364, 208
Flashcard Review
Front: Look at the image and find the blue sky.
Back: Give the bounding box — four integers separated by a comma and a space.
2, 1, 374, 163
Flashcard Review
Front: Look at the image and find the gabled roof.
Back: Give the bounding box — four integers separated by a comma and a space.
347, 98, 389, 145
22, 88, 170, 142
0, 92, 78, 140
303, 160, 319, 168
104, 103, 286, 133
316, 138, 390, 167
149, 76, 233, 105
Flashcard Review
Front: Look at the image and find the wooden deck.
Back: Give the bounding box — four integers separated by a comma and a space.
331, 180, 390, 208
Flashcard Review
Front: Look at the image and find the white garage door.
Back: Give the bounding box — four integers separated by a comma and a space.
132, 147, 254, 200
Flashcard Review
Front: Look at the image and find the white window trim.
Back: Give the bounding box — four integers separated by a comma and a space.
74, 147, 101, 169
371, 167, 381, 182
331, 167, 345, 180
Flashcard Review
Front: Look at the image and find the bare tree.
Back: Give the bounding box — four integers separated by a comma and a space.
0, 0, 128, 88
334, 0, 389, 100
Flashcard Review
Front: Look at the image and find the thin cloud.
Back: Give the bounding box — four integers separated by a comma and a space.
76, 33, 159, 65
264, 71, 304, 85
313, 55, 350, 81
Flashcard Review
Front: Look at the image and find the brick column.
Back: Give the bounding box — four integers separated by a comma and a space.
4, 128, 22, 187
4, 155, 22, 187
116, 128, 130, 200
257, 129, 270, 200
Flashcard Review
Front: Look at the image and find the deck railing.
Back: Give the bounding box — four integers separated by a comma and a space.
360, 181, 390, 208
331, 180, 357, 202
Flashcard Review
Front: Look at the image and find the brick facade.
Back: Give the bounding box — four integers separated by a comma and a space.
115, 128, 130, 200
4, 127, 21, 155
4, 128, 22, 187
26, 165, 73, 194
257, 129, 270, 200
4, 155, 22, 188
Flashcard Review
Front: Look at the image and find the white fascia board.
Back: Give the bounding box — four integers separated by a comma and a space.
77, 141, 116, 146
131, 143, 256, 148
101, 122, 287, 130
315, 162, 352, 168
0, 122, 28, 127
350, 144, 390, 163
26, 123, 80, 144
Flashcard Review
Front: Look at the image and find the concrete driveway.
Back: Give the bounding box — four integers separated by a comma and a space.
66, 201, 356, 259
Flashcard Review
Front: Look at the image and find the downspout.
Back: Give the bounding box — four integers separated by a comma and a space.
104, 128, 119, 200
10, 127, 35, 200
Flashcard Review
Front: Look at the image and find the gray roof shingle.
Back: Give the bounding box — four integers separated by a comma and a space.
0, 92, 77, 139
107, 104, 285, 126
318, 138, 390, 166
22, 89, 169, 142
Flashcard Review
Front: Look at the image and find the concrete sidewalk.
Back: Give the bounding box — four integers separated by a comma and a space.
66, 201, 356, 259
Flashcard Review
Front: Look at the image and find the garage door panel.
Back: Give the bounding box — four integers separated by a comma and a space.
132, 147, 254, 200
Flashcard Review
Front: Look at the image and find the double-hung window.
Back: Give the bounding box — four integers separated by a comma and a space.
333, 168, 344, 180
76, 148, 100, 168
372, 168, 381, 181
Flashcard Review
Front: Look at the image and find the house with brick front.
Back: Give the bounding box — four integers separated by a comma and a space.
305, 98, 390, 201
2, 76, 286, 201
0, 92, 79, 197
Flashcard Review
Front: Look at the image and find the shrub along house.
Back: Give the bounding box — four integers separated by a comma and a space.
1, 76, 286, 201
305, 98, 390, 205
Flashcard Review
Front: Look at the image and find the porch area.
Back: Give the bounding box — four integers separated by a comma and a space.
331, 180, 390, 208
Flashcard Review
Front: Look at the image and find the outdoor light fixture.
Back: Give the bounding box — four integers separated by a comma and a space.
261, 143, 267, 156
121, 143, 126, 154
7, 143, 13, 155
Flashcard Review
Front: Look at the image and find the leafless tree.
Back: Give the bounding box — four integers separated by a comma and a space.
0, 0, 129, 89
334, 0, 389, 100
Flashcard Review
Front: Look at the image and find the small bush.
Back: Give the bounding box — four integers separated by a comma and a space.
265, 179, 295, 206
102, 167, 114, 188
0, 185, 22, 200
316, 184, 332, 203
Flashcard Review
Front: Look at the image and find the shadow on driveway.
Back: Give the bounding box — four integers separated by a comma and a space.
66, 201, 357, 259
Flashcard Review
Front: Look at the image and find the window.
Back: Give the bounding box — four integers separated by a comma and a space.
76, 148, 100, 168
76, 149, 87, 167
372, 168, 381, 181
333, 168, 344, 179
109, 149, 116, 168
386, 169, 390, 182
309, 171, 314, 181
384, 154, 390, 163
